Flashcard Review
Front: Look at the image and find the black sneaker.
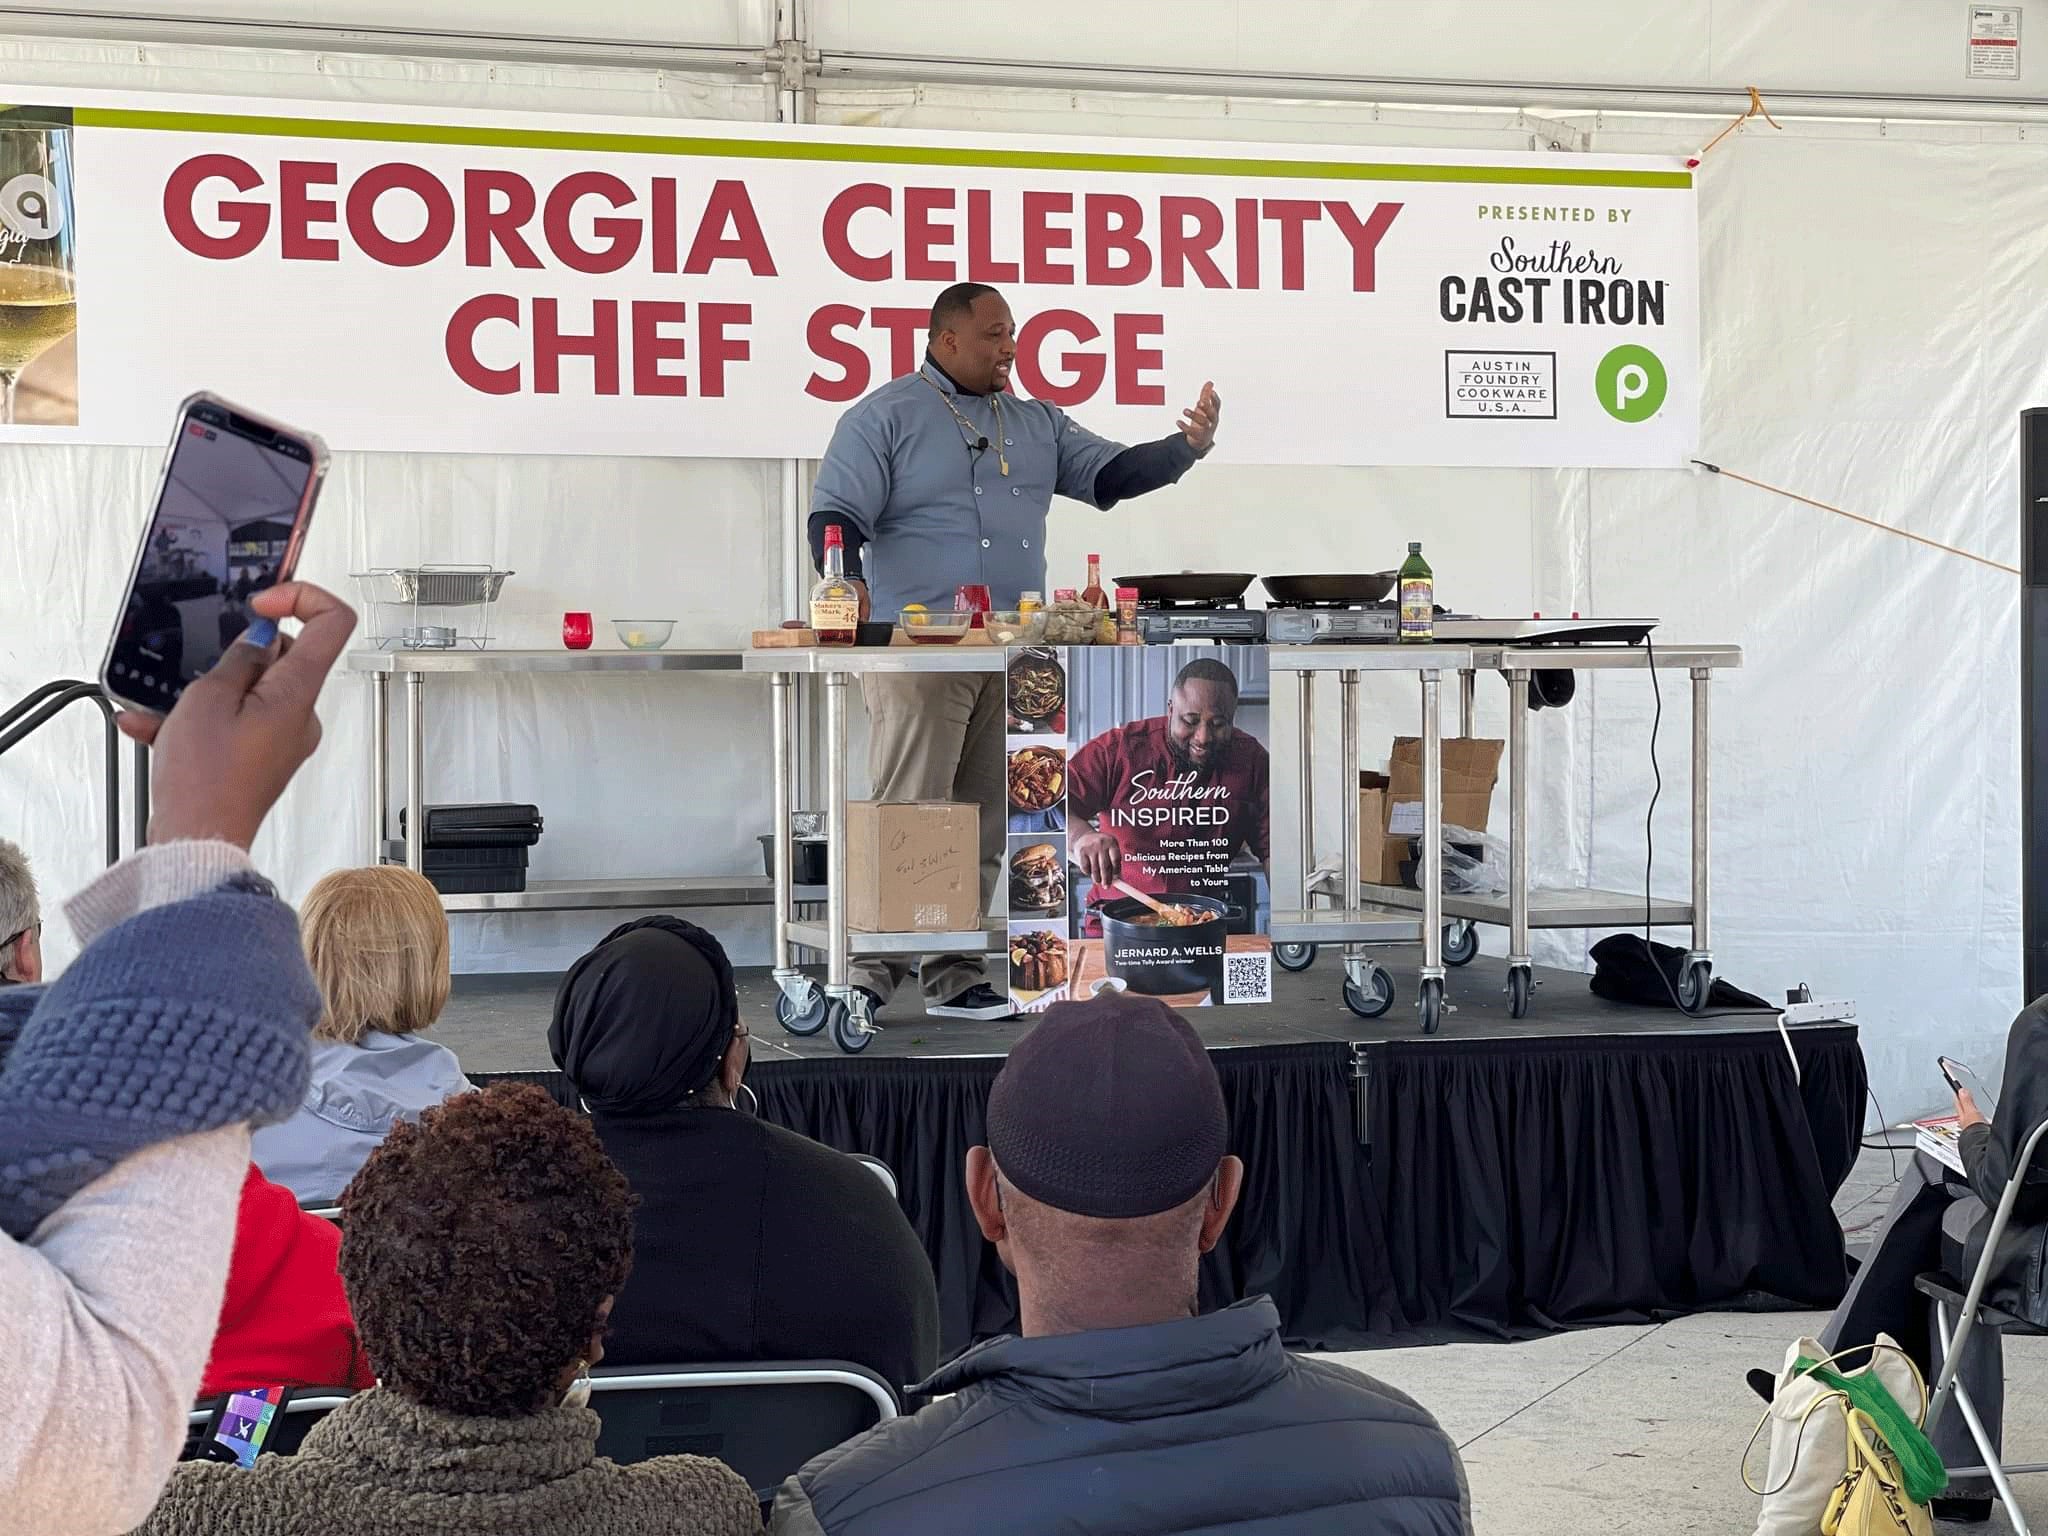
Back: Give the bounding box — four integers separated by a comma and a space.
1745, 1369, 1777, 1405
1932, 1496, 1993, 1524
927, 983, 1015, 1022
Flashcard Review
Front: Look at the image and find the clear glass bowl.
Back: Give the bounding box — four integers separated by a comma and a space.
900, 609, 973, 644
612, 620, 676, 650
984, 610, 1049, 645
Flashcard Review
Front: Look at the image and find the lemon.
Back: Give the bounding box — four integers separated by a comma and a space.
901, 603, 927, 613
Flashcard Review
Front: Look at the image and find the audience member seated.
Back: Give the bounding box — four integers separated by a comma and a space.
135, 1083, 763, 1535
551, 917, 939, 1393
0, 580, 350, 1534
1788, 997, 2048, 1524
769, 993, 1473, 1536
253, 866, 472, 1202
0, 837, 43, 984
199, 1163, 375, 1398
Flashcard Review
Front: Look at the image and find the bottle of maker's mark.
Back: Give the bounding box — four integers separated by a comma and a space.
1398, 541, 1434, 643
810, 525, 859, 646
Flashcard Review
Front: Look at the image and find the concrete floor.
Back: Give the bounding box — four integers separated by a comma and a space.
437, 962, 2035, 1531
1326, 1144, 2048, 1534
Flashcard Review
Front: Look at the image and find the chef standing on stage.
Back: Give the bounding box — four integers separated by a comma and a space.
810, 282, 1222, 1023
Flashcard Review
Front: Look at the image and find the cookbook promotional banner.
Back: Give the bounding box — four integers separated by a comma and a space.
0, 87, 1697, 464
1004, 644, 1273, 1013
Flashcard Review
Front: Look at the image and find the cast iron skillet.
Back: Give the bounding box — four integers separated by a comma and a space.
1260, 573, 1398, 605
1114, 572, 1256, 605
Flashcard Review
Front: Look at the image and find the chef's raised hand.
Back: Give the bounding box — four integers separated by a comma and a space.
1179, 381, 1221, 455
1071, 827, 1123, 888
119, 580, 359, 850
850, 577, 872, 624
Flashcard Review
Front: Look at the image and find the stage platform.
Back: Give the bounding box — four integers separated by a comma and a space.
443, 948, 1865, 1357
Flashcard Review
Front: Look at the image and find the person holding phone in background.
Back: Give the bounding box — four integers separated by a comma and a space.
1772, 999, 2048, 1522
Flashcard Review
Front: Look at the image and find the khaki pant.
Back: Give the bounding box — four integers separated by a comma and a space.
855, 671, 1005, 1007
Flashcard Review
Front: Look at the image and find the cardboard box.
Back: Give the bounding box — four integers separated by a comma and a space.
846, 801, 981, 933
1359, 737, 1504, 885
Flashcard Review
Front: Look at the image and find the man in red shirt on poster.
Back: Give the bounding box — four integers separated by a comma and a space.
1067, 657, 1270, 909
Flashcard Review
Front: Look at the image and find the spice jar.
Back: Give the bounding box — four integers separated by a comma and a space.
1115, 586, 1141, 645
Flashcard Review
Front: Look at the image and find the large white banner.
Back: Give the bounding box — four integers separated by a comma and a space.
0, 88, 1697, 466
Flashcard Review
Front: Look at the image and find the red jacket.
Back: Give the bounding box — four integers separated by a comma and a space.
199, 1165, 375, 1398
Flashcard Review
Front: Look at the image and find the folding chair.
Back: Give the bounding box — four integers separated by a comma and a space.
1918, 1114, 2048, 1535
182, 1388, 356, 1460
587, 1360, 899, 1501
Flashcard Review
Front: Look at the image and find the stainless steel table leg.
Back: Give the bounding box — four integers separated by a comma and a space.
1459, 667, 1476, 739
1691, 666, 1713, 964
824, 671, 849, 998
1508, 669, 1531, 970
770, 671, 794, 977
1339, 669, 1360, 924
1297, 669, 1315, 914
404, 671, 424, 875
1421, 670, 1444, 979
371, 671, 389, 861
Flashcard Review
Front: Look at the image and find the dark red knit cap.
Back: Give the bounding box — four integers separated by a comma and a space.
984, 993, 1227, 1219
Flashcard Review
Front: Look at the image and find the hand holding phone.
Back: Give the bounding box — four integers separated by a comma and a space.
121, 580, 357, 850
101, 393, 328, 716
1940, 1055, 1995, 1130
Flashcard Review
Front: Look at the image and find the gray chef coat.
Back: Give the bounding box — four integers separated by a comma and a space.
812, 367, 1127, 621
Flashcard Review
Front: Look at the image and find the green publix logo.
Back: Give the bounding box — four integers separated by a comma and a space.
1440, 236, 1669, 422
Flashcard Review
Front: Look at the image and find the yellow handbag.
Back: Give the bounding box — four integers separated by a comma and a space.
1821, 1408, 1932, 1536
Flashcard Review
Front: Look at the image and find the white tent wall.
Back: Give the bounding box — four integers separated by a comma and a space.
0, 7, 2038, 1122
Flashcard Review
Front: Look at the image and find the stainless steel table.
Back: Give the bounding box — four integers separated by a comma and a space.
1355, 641, 1743, 1018
742, 646, 1010, 1054
349, 648, 813, 914
1269, 644, 1476, 1034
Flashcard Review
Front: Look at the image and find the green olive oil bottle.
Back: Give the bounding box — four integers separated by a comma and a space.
1398, 542, 1434, 643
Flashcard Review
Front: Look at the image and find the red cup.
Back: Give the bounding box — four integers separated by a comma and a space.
563, 611, 593, 650
954, 583, 992, 629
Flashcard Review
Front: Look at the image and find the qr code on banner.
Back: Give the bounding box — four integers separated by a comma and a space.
1223, 951, 1273, 1005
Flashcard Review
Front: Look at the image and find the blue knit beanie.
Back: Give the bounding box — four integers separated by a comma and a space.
0, 873, 317, 1236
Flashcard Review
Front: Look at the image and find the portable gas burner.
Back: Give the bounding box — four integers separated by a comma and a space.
1134, 594, 1268, 645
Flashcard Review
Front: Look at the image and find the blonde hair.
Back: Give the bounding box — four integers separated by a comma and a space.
302, 867, 451, 1044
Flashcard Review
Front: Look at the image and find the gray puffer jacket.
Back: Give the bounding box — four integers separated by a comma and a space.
770, 1296, 1471, 1535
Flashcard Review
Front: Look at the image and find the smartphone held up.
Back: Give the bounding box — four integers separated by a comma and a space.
100, 393, 328, 716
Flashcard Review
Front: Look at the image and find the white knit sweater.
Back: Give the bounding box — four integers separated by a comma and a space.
0, 840, 259, 1535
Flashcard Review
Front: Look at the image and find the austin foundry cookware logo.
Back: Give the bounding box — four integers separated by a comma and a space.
1439, 219, 1674, 424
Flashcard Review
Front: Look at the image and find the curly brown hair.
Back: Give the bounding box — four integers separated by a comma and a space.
338, 1082, 636, 1418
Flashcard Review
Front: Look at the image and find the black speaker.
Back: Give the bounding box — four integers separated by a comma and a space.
2023, 408, 2048, 1001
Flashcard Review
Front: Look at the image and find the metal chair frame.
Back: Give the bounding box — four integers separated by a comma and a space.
1923, 1114, 2048, 1532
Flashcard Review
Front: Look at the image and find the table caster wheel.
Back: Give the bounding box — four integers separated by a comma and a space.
1418, 977, 1445, 1035
776, 985, 829, 1037
829, 998, 876, 1054
1443, 921, 1479, 967
1677, 960, 1712, 1015
1274, 942, 1316, 973
1342, 966, 1395, 1019
1507, 966, 1532, 1020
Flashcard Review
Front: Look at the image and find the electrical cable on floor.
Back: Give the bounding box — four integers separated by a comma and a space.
1860, 1082, 1905, 1183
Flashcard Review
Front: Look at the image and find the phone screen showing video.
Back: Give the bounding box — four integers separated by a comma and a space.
107, 402, 313, 712
210, 1385, 283, 1469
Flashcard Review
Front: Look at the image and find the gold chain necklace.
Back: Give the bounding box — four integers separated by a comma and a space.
919, 369, 1010, 477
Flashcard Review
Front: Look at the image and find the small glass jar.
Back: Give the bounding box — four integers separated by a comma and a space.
1115, 586, 1141, 645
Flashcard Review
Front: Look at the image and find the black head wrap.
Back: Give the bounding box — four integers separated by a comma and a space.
548, 917, 739, 1115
